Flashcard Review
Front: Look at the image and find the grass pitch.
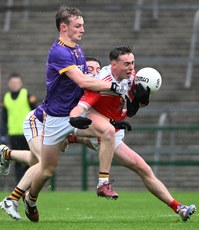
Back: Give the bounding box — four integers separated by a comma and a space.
0, 191, 198, 230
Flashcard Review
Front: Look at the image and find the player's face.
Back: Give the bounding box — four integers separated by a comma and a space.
86, 61, 101, 76
62, 16, 85, 42
8, 77, 22, 92
112, 53, 135, 80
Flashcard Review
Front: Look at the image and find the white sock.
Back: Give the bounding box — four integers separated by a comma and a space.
97, 177, 109, 188
26, 192, 37, 207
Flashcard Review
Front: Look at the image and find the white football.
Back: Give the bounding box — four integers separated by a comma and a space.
135, 67, 162, 93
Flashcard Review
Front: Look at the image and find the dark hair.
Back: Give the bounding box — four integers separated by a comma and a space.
8, 73, 21, 80
109, 46, 133, 61
86, 56, 101, 67
55, 6, 83, 31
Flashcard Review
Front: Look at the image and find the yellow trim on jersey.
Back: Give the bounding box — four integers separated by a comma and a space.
58, 37, 76, 48
59, 65, 77, 75
41, 112, 47, 143
29, 114, 38, 138
58, 40, 65, 46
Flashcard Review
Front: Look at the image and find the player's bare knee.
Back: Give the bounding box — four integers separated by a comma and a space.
143, 165, 154, 177
134, 162, 153, 178
42, 167, 56, 180
101, 125, 115, 141
29, 155, 40, 166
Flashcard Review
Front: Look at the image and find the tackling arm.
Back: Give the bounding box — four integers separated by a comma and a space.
66, 67, 128, 95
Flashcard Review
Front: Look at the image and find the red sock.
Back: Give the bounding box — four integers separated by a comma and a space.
67, 134, 78, 143
169, 200, 181, 213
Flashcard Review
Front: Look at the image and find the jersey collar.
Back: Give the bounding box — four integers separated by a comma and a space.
58, 37, 77, 48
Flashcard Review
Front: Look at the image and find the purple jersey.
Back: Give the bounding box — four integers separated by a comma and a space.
39, 38, 87, 116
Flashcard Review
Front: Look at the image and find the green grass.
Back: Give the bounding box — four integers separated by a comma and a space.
0, 191, 198, 230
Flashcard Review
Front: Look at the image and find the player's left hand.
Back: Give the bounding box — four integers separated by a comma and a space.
110, 119, 132, 131
69, 117, 92, 129
133, 83, 151, 105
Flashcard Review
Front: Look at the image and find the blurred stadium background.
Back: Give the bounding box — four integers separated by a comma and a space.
0, 0, 199, 192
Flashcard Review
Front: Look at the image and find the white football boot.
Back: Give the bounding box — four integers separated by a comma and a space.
0, 198, 21, 220
178, 204, 196, 221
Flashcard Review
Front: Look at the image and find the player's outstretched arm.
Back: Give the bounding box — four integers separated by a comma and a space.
70, 105, 86, 117
66, 67, 127, 95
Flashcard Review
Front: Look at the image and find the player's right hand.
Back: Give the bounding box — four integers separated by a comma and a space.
133, 83, 150, 105
69, 117, 92, 129
110, 119, 132, 131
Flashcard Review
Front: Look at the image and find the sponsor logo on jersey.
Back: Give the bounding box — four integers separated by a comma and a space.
78, 64, 85, 72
